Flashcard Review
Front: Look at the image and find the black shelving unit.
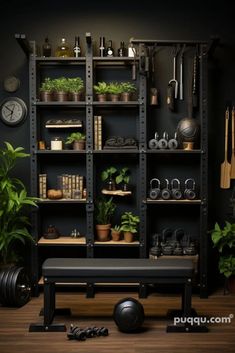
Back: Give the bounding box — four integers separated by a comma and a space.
16, 34, 208, 297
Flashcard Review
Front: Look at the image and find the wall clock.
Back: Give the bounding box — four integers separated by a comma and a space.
0, 97, 27, 126
3, 76, 20, 93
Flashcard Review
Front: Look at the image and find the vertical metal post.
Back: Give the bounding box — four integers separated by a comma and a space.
199, 43, 208, 298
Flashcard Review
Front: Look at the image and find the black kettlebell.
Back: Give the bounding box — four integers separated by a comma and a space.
184, 178, 196, 200
149, 178, 161, 200
171, 178, 182, 200
161, 178, 171, 200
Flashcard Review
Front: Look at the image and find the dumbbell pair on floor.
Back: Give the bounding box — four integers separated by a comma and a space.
67, 324, 109, 341
149, 178, 196, 200
149, 132, 178, 150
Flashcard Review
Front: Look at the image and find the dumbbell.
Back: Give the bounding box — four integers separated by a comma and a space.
67, 324, 87, 341
184, 178, 196, 200
172, 228, 184, 255
161, 228, 174, 255
148, 132, 159, 149
158, 132, 168, 149
150, 234, 162, 256
171, 178, 182, 200
161, 178, 171, 200
149, 178, 161, 200
168, 132, 178, 150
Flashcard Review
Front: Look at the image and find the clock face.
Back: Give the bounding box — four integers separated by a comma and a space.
0, 97, 27, 126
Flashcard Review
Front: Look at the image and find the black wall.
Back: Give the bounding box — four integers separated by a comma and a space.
0, 0, 234, 226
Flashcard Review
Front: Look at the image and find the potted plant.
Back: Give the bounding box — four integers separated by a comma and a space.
120, 82, 137, 102
53, 77, 70, 101
101, 166, 117, 191
93, 81, 109, 102
111, 225, 122, 241
120, 211, 140, 243
211, 221, 235, 293
107, 82, 122, 102
39, 77, 55, 102
0, 142, 38, 267
67, 77, 84, 101
95, 197, 116, 241
116, 167, 130, 191
65, 132, 86, 150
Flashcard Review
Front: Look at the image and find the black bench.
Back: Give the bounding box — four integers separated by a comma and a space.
29, 258, 207, 333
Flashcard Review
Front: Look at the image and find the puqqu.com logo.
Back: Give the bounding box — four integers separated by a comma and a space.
174, 314, 234, 326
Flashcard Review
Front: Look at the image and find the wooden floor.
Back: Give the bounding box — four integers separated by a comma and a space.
0, 289, 235, 353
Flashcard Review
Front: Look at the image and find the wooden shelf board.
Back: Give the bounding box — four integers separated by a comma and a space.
94, 149, 139, 154
147, 149, 202, 154
102, 189, 132, 196
34, 101, 86, 107
38, 198, 86, 204
38, 236, 86, 245
93, 100, 139, 106
35, 149, 86, 154
94, 240, 139, 246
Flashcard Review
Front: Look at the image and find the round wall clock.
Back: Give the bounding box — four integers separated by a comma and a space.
3, 76, 20, 93
0, 97, 27, 126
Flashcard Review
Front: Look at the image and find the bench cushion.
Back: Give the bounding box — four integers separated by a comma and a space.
42, 258, 193, 278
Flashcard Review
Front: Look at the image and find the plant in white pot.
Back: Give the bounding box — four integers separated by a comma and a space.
95, 197, 116, 241
65, 132, 86, 150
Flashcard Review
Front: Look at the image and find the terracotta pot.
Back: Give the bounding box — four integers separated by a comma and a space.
40, 91, 53, 102
121, 92, 131, 102
55, 91, 69, 102
124, 231, 134, 243
97, 94, 107, 102
70, 92, 82, 101
96, 224, 111, 241
73, 140, 85, 150
111, 230, 121, 241
110, 94, 120, 102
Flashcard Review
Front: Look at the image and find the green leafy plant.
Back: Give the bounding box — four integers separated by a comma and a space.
65, 132, 86, 144
107, 82, 122, 95
53, 77, 70, 92
211, 221, 235, 278
120, 82, 136, 93
116, 167, 130, 185
67, 77, 84, 93
95, 197, 116, 225
0, 142, 38, 265
39, 77, 55, 92
120, 212, 140, 233
101, 166, 117, 182
111, 225, 121, 232
93, 81, 109, 95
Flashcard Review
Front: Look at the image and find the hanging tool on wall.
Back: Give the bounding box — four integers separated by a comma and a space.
150, 44, 159, 105
167, 45, 180, 111
220, 107, 231, 189
179, 44, 186, 100
192, 45, 199, 109
230, 106, 235, 179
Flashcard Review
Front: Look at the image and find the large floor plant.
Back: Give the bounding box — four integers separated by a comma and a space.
0, 142, 37, 265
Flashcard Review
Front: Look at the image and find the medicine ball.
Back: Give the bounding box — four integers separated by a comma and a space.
176, 118, 200, 143
113, 297, 145, 333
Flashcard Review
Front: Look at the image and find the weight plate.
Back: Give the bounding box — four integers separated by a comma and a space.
11, 267, 22, 307
6, 267, 17, 306
15, 268, 30, 307
0, 268, 12, 305
0, 269, 6, 304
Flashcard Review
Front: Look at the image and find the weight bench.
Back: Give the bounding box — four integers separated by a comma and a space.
29, 258, 208, 333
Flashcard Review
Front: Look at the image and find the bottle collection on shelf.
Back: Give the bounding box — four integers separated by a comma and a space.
41, 36, 137, 58
38, 173, 86, 200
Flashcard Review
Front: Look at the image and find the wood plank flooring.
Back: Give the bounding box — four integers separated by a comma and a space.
0, 289, 235, 353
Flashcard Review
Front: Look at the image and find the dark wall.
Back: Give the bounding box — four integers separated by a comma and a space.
0, 0, 234, 224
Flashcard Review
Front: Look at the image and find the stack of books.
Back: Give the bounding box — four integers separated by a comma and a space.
94, 115, 102, 150
38, 174, 47, 199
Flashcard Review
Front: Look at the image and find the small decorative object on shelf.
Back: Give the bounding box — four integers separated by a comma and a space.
104, 136, 138, 150
45, 119, 82, 128
94, 115, 102, 150
117, 41, 126, 57
47, 189, 63, 199
128, 39, 137, 57
176, 117, 200, 149
99, 36, 106, 57
38, 140, 46, 150
55, 37, 72, 57
44, 225, 60, 239
111, 225, 122, 241
120, 212, 140, 243
51, 136, 63, 150
65, 132, 86, 150
106, 40, 114, 57
42, 36, 51, 57
73, 36, 81, 57
101, 166, 117, 191
70, 229, 81, 238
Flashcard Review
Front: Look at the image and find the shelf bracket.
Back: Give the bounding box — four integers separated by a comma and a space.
15, 33, 33, 57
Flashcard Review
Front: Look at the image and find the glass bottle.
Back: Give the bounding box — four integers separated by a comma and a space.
42, 37, 51, 57
99, 36, 106, 57
73, 36, 81, 57
55, 38, 72, 57
117, 41, 126, 57
128, 42, 136, 57
106, 40, 114, 57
